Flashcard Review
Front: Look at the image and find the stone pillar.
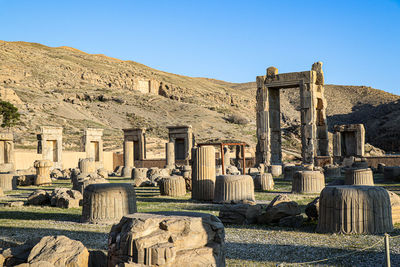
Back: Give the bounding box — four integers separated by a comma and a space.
292, 170, 325, 194
192, 146, 216, 201
159, 176, 186, 197
300, 81, 317, 164
122, 140, 134, 177
255, 75, 270, 166
34, 159, 53, 185
79, 158, 96, 174
165, 142, 175, 169
82, 183, 137, 224
0, 132, 15, 172
345, 168, 374, 185
269, 87, 281, 164
254, 173, 274, 191
0, 173, 16, 191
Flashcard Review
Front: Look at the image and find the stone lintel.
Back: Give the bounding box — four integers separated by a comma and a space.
0, 132, 13, 141
265, 71, 316, 88
333, 124, 364, 133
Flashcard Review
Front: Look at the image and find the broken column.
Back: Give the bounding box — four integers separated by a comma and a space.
0, 132, 15, 172
165, 142, 175, 169
256, 62, 329, 166
82, 128, 103, 169
292, 170, 325, 194
37, 126, 63, 169
254, 173, 274, 191
345, 168, 374, 185
192, 146, 216, 201
82, 183, 137, 224
122, 128, 146, 177
34, 159, 53, 185
159, 176, 186, 197
0, 173, 16, 191
214, 175, 255, 203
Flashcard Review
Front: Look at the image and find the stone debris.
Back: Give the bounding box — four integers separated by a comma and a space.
27, 190, 50, 206
50, 188, 82, 209
305, 197, 319, 221
257, 194, 300, 224
159, 176, 186, 197
219, 203, 263, 225
108, 212, 225, 267
292, 170, 325, 194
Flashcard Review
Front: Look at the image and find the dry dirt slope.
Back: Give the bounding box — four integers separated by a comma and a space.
0, 40, 399, 154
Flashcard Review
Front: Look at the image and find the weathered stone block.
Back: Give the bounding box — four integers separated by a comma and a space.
317, 186, 393, 234
292, 170, 325, 194
33, 160, 53, 185
254, 173, 274, 191
159, 176, 186, 197
214, 175, 255, 203
344, 168, 374, 185
0, 173, 17, 191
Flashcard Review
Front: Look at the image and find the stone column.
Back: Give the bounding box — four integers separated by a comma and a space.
356, 124, 365, 156
34, 159, 53, 185
165, 142, 175, 169
192, 146, 216, 201
122, 140, 134, 177
300, 81, 317, 164
255, 75, 270, 166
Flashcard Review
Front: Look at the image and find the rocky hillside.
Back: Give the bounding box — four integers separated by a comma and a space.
0, 41, 398, 155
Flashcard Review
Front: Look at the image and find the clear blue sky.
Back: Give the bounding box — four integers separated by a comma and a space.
1, 0, 399, 94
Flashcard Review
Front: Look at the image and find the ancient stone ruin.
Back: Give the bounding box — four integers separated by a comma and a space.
214, 175, 255, 203
292, 170, 325, 194
33, 159, 53, 185
192, 146, 216, 201
122, 128, 146, 177
159, 176, 186, 197
81, 183, 137, 224
333, 124, 365, 164
344, 168, 374, 185
82, 128, 103, 169
165, 141, 175, 169
107, 212, 225, 267
256, 62, 329, 166
0, 132, 15, 172
0, 172, 16, 191
317, 185, 393, 234
37, 126, 63, 169
254, 173, 274, 191
167, 125, 194, 162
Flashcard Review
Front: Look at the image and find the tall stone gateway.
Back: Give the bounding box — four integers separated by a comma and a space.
192, 146, 216, 201
82, 128, 103, 169
37, 126, 63, 169
256, 62, 329, 166
0, 132, 15, 172
167, 125, 194, 162
122, 128, 146, 177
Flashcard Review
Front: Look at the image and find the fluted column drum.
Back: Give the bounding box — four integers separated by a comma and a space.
254, 173, 274, 191
0, 173, 16, 191
345, 168, 374, 185
79, 158, 96, 174
317, 186, 393, 234
192, 146, 216, 201
159, 176, 186, 197
292, 170, 325, 194
82, 183, 137, 224
34, 160, 53, 185
270, 165, 282, 177
214, 175, 255, 203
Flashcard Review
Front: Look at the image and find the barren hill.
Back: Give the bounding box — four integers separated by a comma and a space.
0, 40, 399, 155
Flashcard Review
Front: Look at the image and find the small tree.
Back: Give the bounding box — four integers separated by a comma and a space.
0, 100, 20, 128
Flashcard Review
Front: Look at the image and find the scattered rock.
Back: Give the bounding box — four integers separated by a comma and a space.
27, 190, 50, 206
257, 194, 300, 224
9, 201, 25, 207
0, 238, 41, 266
305, 197, 320, 221
27, 235, 89, 266
50, 188, 82, 208
279, 215, 304, 228
50, 169, 63, 179
219, 203, 263, 224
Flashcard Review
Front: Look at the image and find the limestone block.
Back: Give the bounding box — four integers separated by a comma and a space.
317, 186, 393, 234
323, 165, 342, 178
257, 194, 300, 224
344, 168, 374, 185
82, 183, 137, 224
132, 168, 148, 179
159, 176, 186, 197
214, 175, 255, 203
292, 170, 325, 194
0, 173, 16, 191
27, 235, 89, 266
270, 164, 282, 177
192, 146, 216, 201
79, 158, 96, 174
107, 212, 225, 267
34, 160, 53, 185
73, 175, 109, 194
254, 173, 274, 191
384, 166, 400, 181
218, 203, 262, 225
283, 165, 303, 181
27, 190, 50, 206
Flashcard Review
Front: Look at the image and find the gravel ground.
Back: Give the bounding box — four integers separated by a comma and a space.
1, 178, 400, 266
